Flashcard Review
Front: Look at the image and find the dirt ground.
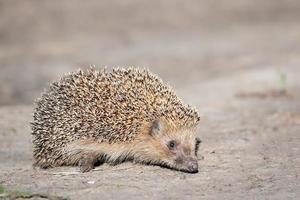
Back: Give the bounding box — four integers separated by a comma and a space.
0, 1, 300, 199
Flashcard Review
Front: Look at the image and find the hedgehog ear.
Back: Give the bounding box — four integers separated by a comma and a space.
150, 119, 163, 137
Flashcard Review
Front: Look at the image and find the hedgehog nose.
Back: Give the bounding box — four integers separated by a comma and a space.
187, 159, 198, 173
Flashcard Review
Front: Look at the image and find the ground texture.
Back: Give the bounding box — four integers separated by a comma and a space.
0, 0, 300, 199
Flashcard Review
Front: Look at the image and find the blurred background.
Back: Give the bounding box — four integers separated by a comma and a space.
1, 2, 300, 198
0, 0, 300, 105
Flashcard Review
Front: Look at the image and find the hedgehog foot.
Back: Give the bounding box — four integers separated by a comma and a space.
78, 153, 98, 173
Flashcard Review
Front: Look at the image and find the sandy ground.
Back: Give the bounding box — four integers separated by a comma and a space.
0, 0, 300, 199
1, 65, 300, 199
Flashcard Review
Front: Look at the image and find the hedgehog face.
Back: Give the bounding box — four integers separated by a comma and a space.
149, 119, 200, 173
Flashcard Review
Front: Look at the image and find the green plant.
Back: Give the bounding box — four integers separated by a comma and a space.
278, 69, 287, 92
0, 185, 5, 194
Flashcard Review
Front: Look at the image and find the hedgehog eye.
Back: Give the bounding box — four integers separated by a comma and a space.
168, 140, 176, 150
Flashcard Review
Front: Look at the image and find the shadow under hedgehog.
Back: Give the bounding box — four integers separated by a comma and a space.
31, 67, 201, 173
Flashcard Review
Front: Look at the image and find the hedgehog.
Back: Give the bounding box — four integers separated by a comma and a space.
31, 67, 201, 173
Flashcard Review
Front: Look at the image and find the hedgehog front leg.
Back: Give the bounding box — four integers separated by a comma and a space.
78, 152, 99, 172
65, 140, 115, 172
65, 140, 132, 172
64, 141, 103, 172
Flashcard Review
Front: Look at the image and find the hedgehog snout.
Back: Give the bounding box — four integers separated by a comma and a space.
174, 155, 198, 173
185, 157, 198, 173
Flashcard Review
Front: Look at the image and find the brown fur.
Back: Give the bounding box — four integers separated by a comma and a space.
59, 119, 198, 172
